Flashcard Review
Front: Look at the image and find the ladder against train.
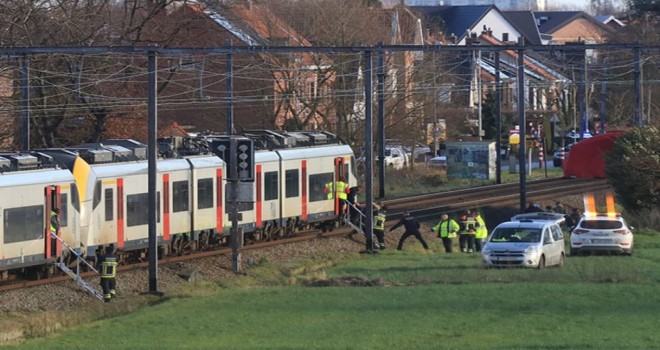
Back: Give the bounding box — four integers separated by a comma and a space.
344, 202, 366, 236
50, 232, 104, 301
55, 262, 104, 301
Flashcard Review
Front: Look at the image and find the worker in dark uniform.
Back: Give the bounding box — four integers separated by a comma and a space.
50, 208, 61, 258
373, 204, 387, 250
458, 210, 477, 253
98, 245, 118, 302
390, 211, 429, 251
347, 185, 362, 225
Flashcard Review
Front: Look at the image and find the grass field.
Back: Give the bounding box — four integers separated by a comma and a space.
6, 231, 660, 349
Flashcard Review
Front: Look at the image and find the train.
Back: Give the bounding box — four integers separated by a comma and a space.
0, 130, 357, 279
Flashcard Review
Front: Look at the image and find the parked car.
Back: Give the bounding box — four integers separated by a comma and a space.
383, 146, 409, 169
553, 144, 574, 167
482, 217, 566, 269
386, 140, 432, 163
569, 213, 633, 255
511, 212, 566, 225
426, 155, 447, 169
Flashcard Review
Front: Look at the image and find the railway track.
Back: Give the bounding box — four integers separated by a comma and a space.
0, 177, 610, 293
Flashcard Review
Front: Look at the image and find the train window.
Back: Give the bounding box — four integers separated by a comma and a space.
105, 188, 114, 221
126, 192, 160, 227
58, 193, 68, 227
3, 206, 44, 243
93, 181, 102, 209
173, 180, 189, 212
198, 178, 213, 209
264, 171, 278, 201
285, 169, 299, 198
309, 172, 333, 202
71, 183, 80, 212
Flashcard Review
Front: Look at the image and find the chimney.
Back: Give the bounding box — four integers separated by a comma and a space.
502, 32, 509, 42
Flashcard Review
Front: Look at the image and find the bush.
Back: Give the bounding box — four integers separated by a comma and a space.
605, 126, 660, 211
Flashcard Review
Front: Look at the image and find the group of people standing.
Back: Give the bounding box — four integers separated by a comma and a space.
325, 178, 491, 254
431, 209, 487, 253
387, 209, 488, 253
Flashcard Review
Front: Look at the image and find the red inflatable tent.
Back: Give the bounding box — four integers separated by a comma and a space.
563, 133, 622, 178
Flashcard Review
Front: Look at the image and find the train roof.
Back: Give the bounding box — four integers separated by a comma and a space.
0, 151, 62, 173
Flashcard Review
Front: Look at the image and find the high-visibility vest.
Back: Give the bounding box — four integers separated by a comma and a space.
460, 216, 477, 234
101, 254, 118, 279
50, 211, 59, 233
433, 219, 460, 238
336, 181, 348, 200
475, 215, 488, 239
374, 211, 386, 230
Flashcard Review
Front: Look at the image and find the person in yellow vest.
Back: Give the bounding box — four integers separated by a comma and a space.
325, 176, 349, 219
432, 213, 460, 253
98, 245, 118, 303
459, 209, 477, 253
472, 209, 488, 252
373, 204, 387, 250
49, 208, 61, 258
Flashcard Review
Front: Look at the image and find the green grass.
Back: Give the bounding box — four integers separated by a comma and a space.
6, 232, 660, 349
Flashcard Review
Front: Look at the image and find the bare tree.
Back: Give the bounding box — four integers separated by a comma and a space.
0, 0, 203, 148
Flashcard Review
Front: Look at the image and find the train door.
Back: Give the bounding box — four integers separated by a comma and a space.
333, 157, 348, 217
44, 185, 62, 260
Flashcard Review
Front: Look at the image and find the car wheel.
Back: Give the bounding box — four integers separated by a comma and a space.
537, 255, 545, 269
558, 253, 565, 267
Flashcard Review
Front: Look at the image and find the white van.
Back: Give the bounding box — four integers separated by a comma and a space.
481, 216, 566, 269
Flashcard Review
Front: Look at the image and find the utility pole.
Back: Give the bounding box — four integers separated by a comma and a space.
494, 51, 502, 184
364, 50, 374, 253
20, 55, 30, 151
517, 38, 527, 213
376, 44, 385, 199
147, 50, 159, 293
226, 39, 234, 134
633, 45, 642, 126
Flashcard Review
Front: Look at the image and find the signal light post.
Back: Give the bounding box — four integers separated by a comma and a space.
211, 136, 255, 273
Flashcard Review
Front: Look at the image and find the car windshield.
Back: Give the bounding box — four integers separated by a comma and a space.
580, 220, 623, 229
490, 228, 542, 243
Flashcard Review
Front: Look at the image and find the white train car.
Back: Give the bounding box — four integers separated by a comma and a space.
0, 152, 80, 277
224, 130, 357, 239
50, 140, 227, 258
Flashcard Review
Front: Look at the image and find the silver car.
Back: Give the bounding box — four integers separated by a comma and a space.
482, 218, 566, 269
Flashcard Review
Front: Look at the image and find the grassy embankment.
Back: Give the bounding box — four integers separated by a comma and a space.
7, 229, 660, 349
